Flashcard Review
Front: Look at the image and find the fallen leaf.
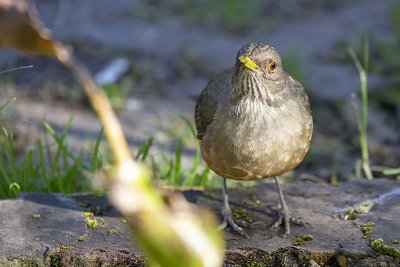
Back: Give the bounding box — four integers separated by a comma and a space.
0, 0, 58, 55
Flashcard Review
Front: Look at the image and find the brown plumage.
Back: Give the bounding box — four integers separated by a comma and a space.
195, 43, 313, 238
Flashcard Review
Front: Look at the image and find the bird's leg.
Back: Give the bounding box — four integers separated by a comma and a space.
217, 177, 249, 238
270, 176, 304, 238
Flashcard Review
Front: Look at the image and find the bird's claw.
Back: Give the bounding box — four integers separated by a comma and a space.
218, 208, 249, 238
270, 209, 304, 238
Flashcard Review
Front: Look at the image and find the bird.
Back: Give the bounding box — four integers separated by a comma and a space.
194, 42, 313, 238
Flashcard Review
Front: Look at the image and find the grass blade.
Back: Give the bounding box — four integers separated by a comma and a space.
92, 128, 104, 171
0, 97, 16, 114
348, 47, 373, 180
179, 116, 197, 139
43, 122, 91, 170
38, 140, 51, 193
173, 140, 182, 185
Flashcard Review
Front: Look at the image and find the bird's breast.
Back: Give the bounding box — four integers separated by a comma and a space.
200, 98, 312, 180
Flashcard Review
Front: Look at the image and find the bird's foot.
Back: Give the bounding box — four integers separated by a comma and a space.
270, 208, 304, 238
218, 208, 249, 238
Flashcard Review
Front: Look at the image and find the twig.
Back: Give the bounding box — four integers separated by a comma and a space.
54, 46, 132, 164
0, 65, 33, 74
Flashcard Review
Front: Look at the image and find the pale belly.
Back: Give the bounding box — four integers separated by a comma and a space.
200, 101, 313, 180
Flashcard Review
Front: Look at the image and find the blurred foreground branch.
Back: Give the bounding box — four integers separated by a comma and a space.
0, 1, 224, 266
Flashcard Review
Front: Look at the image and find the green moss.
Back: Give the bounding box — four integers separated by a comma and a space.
361, 221, 375, 235
48, 251, 62, 267
302, 235, 314, 241
84, 210, 99, 229
242, 199, 253, 206
292, 238, 305, 246
242, 195, 261, 207
86, 216, 99, 229
344, 208, 357, 220
370, 238, 400, 259
77, 234, 86, 241
242, 252, 266, 267
232, 208, 254, 223
245, 261, 265, 267
60, 245, 75, 250
33, 213, 41, 220
344, 202, 373, 220
392, 240, 400, 244
84, 211, 94, 217
292, 234, 314, 246
109, 228, 118, 235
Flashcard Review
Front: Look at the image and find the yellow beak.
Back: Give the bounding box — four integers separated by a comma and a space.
238, 55, 259, 71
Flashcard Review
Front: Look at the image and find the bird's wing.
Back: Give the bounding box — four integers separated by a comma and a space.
195, 68, 233, 140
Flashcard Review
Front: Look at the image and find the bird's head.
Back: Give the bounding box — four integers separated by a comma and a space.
232, 43, 287, 99
236, 43, 285, 81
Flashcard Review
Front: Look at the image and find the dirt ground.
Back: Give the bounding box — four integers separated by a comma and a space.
0, 0, 399, 184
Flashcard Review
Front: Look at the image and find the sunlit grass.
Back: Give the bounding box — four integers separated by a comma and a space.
0, 100, 216, 199
0, 101, 103, 198
348, 41, 373, 180
138, 117, 216, 188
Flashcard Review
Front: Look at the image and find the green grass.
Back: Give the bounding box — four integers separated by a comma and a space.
331, 16, 400, 179
139, 117, 216, 188
347, 39, 400, 179
348, 44, 373, 180
0, 99, 216, 198
150, 138, 213, 188
0, 102, 103, 198
0, 97, 15, 114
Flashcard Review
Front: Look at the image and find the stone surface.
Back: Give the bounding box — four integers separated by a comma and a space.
0, 179, 399, 266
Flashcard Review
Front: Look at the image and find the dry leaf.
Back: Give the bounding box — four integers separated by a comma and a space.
0, 0, 58, 55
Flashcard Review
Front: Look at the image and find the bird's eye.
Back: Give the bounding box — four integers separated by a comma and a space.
268, 60, 277, 73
